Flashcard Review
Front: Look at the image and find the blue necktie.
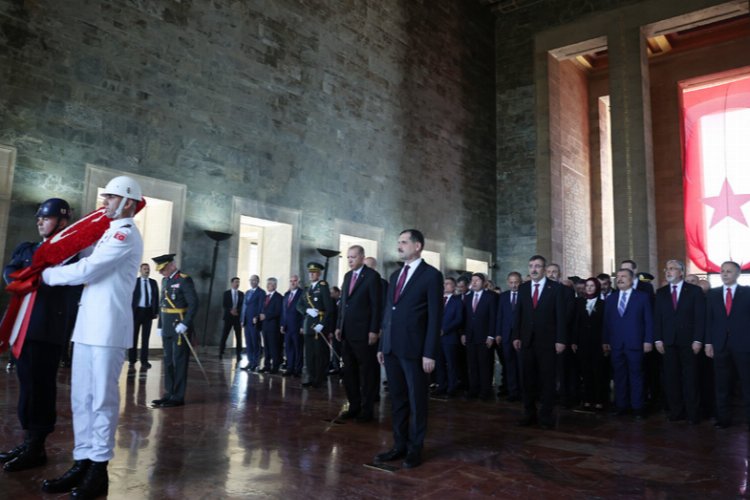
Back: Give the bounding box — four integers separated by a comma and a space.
618, 292, 628, 317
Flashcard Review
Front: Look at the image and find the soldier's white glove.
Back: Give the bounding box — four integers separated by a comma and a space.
306, 308, 319, 318
175, 323, 188, 334
313, 323, 324, 334
157, 328, 163, 337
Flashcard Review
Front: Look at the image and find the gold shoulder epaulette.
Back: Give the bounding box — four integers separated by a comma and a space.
179, 272, 190, 278
319, 280, 327, 286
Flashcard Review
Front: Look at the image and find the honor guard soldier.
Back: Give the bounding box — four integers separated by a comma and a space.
151, 253, 199, 408
40, 177, 144, 498
297, 262, 333, 388
0, 199, 81, 473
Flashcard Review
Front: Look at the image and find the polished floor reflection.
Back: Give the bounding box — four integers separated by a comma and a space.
0, 355, 746, 498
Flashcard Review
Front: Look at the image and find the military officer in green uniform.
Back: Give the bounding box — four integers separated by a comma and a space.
297, 262, 333, 388
151, 254, 199, 407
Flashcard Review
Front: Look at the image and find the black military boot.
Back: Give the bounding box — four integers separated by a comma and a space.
3, 437, 46, 472
42, 459, 91, 493
70, 460, 108, 499
0, 443, 26, 464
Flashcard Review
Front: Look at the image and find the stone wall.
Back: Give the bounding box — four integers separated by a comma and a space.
0, 0, 496, 342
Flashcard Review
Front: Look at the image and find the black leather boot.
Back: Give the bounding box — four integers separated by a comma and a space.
3, 437, 46, 472
42, 459, 91, 493
0, 443, 26, 464
70, 460, 108, 499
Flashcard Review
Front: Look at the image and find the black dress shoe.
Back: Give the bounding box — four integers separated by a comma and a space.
70, 461, 108, 499
340, 409, 360, 419
633, 410, 646, 420
714, 421, 731, 429
0, 443, 26, 464
610, 408, 629, 417
158, 400, 184, 408
281, 371, 292, 377
355, 413, 374, 423
141, 361, 152, 369
374, 448, 407, 463
42, 459, 91, 493
3, 445, 46, 472
517, 415, 537, 427
402, 452, 422, 469
259, 367, 270, 373
506, 395, 521, 402
151, 396, 170, 406
302, 382, 313, 388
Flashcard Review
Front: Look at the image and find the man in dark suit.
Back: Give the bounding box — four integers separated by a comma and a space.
705, 261, 750, 429
375, 229, 442, 469
241, 275, 265, 371
281, 274, 304, 377
259, 277, 283, 373
434, 277, 464, 397
130, 263, 159, 370
654, 259, 705, 424
219, 277, 243, 364
621, 259, 660, 410
603, 268, 654, 418
512, 255, 567, 429
336, 245, 382, 422
462, 273, 497, 400
495, 272, 522, 402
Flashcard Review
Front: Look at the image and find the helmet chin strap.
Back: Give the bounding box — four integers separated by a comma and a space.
112, 197, 128, 219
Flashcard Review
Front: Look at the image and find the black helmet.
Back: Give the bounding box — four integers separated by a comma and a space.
36, 198, 71, 219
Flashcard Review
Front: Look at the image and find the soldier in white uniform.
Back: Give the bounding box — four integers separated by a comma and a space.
39, 176, 144, 499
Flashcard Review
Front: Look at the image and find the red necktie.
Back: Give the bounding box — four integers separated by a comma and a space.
349, 271, 358, 296
472, 293, 479, 312
671, 285, 677, 310
532, 283, 540, 308
393, 265, 410, 303
265, 295, 270, 307
287, 292, 293, 307
726, 287, 733, 316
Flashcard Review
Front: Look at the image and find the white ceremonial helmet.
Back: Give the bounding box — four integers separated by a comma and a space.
102, 176, 142, 218
103, 176, 143, 201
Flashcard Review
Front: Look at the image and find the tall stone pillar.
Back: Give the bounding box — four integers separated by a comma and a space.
607, 24, 658, 274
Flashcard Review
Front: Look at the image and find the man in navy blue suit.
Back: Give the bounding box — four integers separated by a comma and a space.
434, 277, 464, 397
512, 255, 568, 429
241, 275, 266, 371
705, 261, 750, 429
462, 273, 497, 400
335, 245, 382, 422
375, 229, 442, 469
259, 278, 283, 373
495, 272, 522, 402
654, 259, 705, 424
603, 268, 654, 419
281, 275, 304, 377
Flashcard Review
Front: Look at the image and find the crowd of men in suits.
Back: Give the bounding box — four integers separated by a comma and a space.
216, 249, 750, 440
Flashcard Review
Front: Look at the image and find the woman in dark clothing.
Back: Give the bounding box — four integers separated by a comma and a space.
572, 277, 609, 410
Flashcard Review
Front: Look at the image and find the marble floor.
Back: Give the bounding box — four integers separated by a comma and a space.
0, 353, 745, 499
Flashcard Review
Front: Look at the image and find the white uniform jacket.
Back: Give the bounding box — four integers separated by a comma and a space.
42, 217, 143, 348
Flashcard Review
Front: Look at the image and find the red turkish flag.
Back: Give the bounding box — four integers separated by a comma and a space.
682, 75, 750, 272
0, 199, 146, 354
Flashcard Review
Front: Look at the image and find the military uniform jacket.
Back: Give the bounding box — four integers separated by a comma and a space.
296, 280, 333, 335
42, 217, 143, 348
159, 269, 199, 338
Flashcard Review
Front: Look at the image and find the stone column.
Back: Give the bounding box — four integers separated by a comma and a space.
607, 24, 658, 274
